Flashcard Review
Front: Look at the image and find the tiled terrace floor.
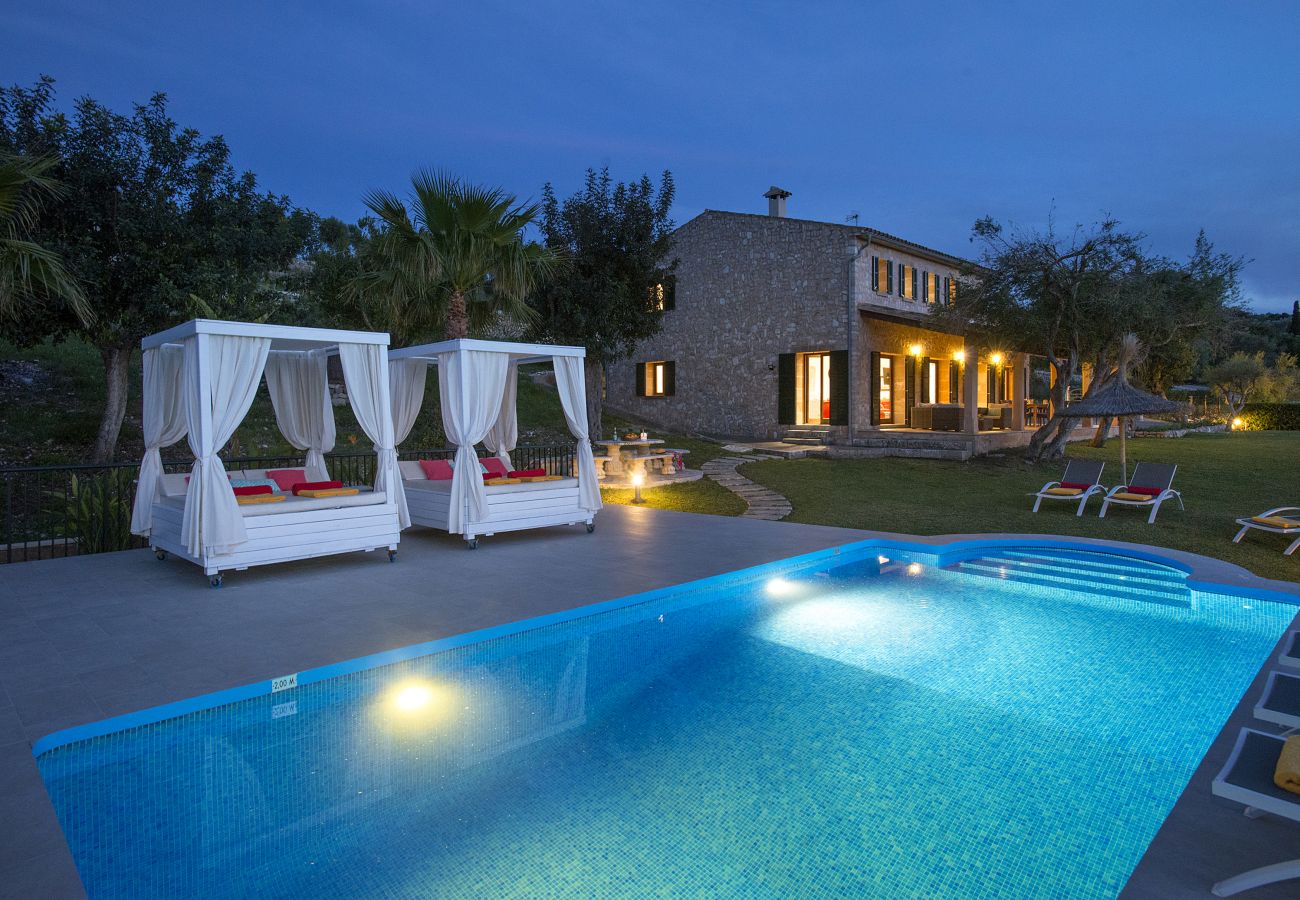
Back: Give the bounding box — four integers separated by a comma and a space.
1, 505, 1296, 898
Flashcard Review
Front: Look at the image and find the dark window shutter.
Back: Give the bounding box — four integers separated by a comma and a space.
987, 365, 995, 405
828, 349, 848, 425
949, 360, 960, 401
920, 357, 931, 402
922, 271, 929, 302
912, 268, 919, 300
663, 275, 676, 310
636, 362, 647, 397
663, 360, 676, 396
903, 355, 916, 425
871, 256, 879, 291
777, 353, 796, 425
897, 265, 904, 296
942, 276, 949, 305
886, 261, 893, 294
869, 351, 881, 425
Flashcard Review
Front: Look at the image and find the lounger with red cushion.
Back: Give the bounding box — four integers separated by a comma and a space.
1098, 462, 1183, 524
1029, 459, 1107, 517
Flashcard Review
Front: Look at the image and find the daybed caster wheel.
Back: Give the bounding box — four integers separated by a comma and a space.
466, 538, 478, 550
209, 574, 223, 589
155, 548, 167, 561
586, 522, 596, 533
388, 549, 398, 562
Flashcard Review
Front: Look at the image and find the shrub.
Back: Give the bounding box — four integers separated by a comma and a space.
1240, 403, 1300, 431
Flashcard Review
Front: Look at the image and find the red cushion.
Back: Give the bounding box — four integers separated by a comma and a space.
418, 459, 453, 480
266, 469, 308, 492
291, 480, 343, 496
479, 457, 509, 478
509, 468, 546, 478
1127, 485, 1162, 496
232, 485, 273, 497
1060, 481, 1093, 490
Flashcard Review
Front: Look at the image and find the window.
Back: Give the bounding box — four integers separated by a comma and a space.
650, 276, 676, 311
801, 351, 832, 425
641, 360, 675, 397
947, 276, 957, 305
925, 271, 939, 305
871, 256, 893, 294
898, 264, 916, 300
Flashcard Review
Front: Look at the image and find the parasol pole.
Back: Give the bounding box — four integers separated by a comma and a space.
1119, 415, 1128, 485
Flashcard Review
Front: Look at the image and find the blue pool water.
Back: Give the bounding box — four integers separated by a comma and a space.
36, 543, 1295, 898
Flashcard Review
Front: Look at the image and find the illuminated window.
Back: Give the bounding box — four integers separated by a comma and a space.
650, 276, 675, 311
642, 361, 674, 397
898, 264, 916, 300
947, 276, 957, 304
870, 256, 893, 294
925, 271, 939, 305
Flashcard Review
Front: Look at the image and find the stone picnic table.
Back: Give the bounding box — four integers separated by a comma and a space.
594, 438, 669, 479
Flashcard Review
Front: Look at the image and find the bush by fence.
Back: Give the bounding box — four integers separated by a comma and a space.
1240, 403, 1300, 431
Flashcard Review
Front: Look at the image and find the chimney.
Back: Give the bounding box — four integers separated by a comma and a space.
763, 186, 791, 217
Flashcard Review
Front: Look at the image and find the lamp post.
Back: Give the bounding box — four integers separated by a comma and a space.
631, 470, 647, 504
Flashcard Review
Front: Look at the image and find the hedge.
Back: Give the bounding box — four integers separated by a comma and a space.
1240, 403, 1300, 431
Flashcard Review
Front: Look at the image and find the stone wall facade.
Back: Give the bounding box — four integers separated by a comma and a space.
606, 209, 968, 440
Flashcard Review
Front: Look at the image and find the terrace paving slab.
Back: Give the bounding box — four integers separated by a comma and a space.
1, 510, 1297, 898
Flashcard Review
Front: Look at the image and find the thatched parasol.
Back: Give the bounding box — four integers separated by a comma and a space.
1058, 335, 1180, 484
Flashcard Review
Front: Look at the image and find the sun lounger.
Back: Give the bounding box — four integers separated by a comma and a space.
1210, 728, 1300, 896
1255, 671, 1300, 732
1029, 459, 1106, 516
1233, 507, 1300, 557
1276, 632, 1300, 672
1098, 462, 1183, 524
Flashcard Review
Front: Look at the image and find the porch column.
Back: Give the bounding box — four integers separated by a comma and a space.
963, 341, 980, 435
1011, 353, 1027, 430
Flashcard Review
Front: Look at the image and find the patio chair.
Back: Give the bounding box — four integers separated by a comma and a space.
1029, 459, 1106, 516
1233, 507, 1300, 557
1098, 462, 1183, 524
1209, 728, 1300, 896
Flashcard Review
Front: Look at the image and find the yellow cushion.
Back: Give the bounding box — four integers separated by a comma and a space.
1045, 487, 1083, 496
296, 487, 359, 498
523, 475, 565, 482
1275, 735, 1300, 794
484, 477, 522, 485
236, 494, 286, 505
1111, 491, 1154, 502
1253, 515, 1300, 529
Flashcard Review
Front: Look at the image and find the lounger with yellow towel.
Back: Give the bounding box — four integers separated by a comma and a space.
1030, 459, 1106, 516
1210, 728, 1300, 896
236, 493, 286, 505
295, 487, 360, 499
1234, 506, 1300, 557
1098, 463, 1183, 525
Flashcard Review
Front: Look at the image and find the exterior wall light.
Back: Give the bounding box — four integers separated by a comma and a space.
908, 343, 923, 357
953, 350, 965, 364
990, 352, 1005, 366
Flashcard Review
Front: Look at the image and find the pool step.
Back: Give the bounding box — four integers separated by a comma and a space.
997, 549, 1186, 583
947, 552, 1191, 608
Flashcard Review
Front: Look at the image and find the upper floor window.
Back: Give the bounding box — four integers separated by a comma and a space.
650, 275, 676, 311
870, 256, 893, 294
946, 276, 957, 305
924, 271, 940, 305
639, 360, 676, 397
898, 264, 917, 301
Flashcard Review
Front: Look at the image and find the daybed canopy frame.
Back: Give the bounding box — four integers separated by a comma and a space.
130, 319, 406, 581
389, 338, 601, 542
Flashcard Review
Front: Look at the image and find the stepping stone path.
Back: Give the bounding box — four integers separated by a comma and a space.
700, 455, 792, 521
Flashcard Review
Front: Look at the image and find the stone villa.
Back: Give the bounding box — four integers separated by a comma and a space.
607, 188, 1047, 457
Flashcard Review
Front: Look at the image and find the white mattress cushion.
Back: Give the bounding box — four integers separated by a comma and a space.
398, 460, 426, 480
159, 473, 189, 498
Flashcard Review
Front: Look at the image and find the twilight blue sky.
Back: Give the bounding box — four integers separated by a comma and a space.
3, 0, 1298, 311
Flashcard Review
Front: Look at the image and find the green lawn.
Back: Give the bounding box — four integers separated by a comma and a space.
739, 431, 1299, 583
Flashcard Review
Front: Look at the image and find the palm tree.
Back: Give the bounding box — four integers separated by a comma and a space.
0, 151, 91, 325
350, 170, 559, 340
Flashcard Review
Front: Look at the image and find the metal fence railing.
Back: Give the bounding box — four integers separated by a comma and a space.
0, 443, 577, 565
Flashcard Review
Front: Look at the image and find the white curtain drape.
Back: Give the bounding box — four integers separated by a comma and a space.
437, 349, 510, 533
130, 345, 188, 536
264, 350, 336, 479
553, 355, 602, 512
339, 343, 408, 528
180, 334, 271, 556
483, 360, 519, 469
389, 359, 427, 450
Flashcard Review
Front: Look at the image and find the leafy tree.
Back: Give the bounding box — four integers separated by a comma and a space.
350, 170, 559, 342
527, 168, 676, 437
0, 77, 313, 461
1206, 352, 1268, 417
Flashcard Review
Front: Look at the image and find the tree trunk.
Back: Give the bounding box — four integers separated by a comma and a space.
91, 345, 132, 463
1024, 352, 1077, 463
445, 290, 469, 339
1089, 416, 1112, 448
584, 357, 604, 442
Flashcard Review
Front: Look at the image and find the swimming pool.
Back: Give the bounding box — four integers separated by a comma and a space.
35, 541, 1295, 898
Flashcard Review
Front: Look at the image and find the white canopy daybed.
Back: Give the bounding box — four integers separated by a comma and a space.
388, 339, 601, 548
130, 319, 406, 586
